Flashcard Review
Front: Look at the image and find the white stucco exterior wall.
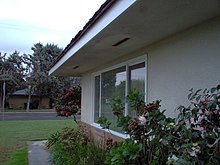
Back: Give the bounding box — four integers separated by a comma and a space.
81, 74, 93, 124
81, 16, 220, 124
147, 16, 220, 117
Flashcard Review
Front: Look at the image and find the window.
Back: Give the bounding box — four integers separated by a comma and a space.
94, 75, 100, 122
93, 58, 146, 132
128, 62, 146, 116
129, 62, 145, 95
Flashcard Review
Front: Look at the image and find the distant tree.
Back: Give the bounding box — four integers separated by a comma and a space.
6, 51, 27, 88
0, 51, 26, 109
24, 43, 80, 109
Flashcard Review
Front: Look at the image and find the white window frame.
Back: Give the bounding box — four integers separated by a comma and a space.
91, 55, 148, 137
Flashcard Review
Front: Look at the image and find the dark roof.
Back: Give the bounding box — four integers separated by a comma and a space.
50, 0, 117, 68
11, 89, 37, 96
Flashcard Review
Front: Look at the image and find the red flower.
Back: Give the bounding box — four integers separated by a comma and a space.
67, 112, 72, 116
57, 94, 62, 99
66, 92, 71, 97
54, 86, 81, 118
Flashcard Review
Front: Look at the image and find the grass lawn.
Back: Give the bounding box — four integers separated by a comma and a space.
5, 108, 55, 112
0, 119, 76, 165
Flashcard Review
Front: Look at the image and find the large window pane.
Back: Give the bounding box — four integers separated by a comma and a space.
101, 66, 126, 131
129, 62, 145, 94
129, 62, 145, 116
94, 75, 100, 122
93, 60, 146, 133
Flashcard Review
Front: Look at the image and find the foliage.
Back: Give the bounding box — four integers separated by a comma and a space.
105, 138, 142, 165
25, 43, 56, 96
46, 131, 61, 149
0, 51, 27, 108
97, 116, 112, 130
49, 143, 71, 165
98, 85, 220, 164
54, 85, 81, 121
0, 45, 81, 109
23, 43, 80, 108
47, 126, 106, 165
175, 85, 220, 165
0, 51, 27, 89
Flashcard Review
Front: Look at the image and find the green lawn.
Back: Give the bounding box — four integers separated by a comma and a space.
0, 120, 76, 165
4, 108, 55, 112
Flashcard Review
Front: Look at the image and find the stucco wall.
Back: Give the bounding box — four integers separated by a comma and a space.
8, 96, 38, 109
81, 74, 93, 123
8, 96, 50, 109
81, 16, 220, 124
8, 96, 28, 109
147, 16, 220, 117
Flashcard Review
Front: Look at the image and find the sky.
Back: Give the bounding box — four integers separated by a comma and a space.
0, 0, 106, 55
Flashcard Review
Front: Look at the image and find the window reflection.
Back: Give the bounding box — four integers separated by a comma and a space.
101, 66, 126, 131
129, 62, 145, 95
129, 62, 145, 116
93, 61, 146, 132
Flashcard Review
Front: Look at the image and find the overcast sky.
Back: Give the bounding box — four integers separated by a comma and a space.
0, 0, 106, 55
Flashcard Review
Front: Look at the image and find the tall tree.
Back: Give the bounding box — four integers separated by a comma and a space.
24, 43, 80, 109
0, 51, 26, 109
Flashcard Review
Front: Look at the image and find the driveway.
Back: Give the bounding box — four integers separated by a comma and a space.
0, 112, 77, 121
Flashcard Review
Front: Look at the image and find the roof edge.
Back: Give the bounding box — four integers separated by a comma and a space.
50, 0, 117, 70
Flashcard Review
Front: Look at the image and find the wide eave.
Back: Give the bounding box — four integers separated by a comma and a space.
49, 0, 220, 76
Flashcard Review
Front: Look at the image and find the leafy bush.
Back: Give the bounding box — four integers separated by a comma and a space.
50, 144, 71, 165
98, 85, 220, 164
105, 138, 142, 165
47, 126, 106, 165
54, 85, 81, 121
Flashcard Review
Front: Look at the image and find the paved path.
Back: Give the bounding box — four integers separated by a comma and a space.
1, 112, 79, 164
0, 112, 76, 121
27, 140, 52, 165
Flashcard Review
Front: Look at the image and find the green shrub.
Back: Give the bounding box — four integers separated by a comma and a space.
105, 139, 142, 165
50, 144, 71, 165
98, 85, 220, 164
47, 126, 106, 165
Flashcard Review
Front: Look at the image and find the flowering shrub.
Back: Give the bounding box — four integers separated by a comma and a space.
54, 86, 81, 120
98, 85, 220, 164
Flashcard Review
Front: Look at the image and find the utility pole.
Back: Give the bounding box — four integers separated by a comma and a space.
0, 68, 14, 120
2, 81, 5, 120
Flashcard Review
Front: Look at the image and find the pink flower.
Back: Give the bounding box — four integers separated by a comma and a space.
138, 116, 147, 125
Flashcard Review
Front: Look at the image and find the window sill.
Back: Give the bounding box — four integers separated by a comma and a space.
91, 123, 130, 139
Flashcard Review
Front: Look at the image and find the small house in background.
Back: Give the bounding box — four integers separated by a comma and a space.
49, 0, 220, 141
8, 89, 50, 109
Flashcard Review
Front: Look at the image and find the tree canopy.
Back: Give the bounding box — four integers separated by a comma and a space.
0, 43, 80, 109
0, 51, 26, 90
24, 43, 80, 108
